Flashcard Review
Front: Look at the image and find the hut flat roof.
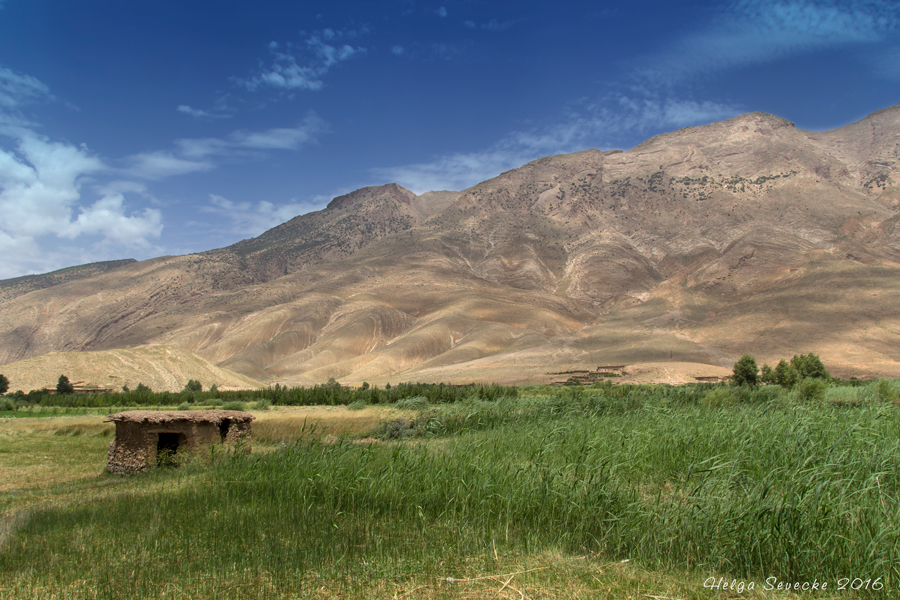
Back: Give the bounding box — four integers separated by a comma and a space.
106, 410, 254, 424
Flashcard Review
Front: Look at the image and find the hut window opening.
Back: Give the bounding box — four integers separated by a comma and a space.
219, 419, 232, 442
157, 432, 181, 466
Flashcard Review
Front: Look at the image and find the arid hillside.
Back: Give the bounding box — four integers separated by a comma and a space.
0, 345, 263, 393
1, 105, 899, 386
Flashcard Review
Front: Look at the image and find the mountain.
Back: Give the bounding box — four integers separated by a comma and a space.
0, 259, 137, 303
1, 105, 899, 386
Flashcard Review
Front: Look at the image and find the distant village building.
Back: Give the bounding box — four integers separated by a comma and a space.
106, 410, 254, 474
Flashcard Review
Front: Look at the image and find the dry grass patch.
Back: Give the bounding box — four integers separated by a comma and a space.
0, 416, 113, 496
252, 405, 407, 444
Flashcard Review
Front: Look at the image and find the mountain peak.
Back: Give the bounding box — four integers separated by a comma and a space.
326, 183, 415, 211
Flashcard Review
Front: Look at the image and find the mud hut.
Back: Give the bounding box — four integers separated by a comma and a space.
106, 410, 254, 474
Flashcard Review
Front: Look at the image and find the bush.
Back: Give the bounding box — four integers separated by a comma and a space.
251, 399, 271, 411
183, 380, 202, 393
177, 401, 192, 411
347, 399, 368, 411
395, 396, 429, 411
702, 387, 738, 408
221, 400, 246, 411
0, 397, 15, 411
794, 378, 828, 402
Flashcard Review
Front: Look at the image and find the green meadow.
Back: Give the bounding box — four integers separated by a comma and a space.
1, 381, 898, 598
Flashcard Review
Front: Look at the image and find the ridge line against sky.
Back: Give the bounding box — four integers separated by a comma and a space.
0, 0, 898, 279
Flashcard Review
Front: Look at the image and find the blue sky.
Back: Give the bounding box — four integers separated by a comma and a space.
0, 0, 898, 278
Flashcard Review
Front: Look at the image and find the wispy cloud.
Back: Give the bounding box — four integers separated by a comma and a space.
204, 193, 322, 237
125, 113, 326, 178
391, 45, 405, 55
638, 0, 900, 83
0, 66, 51, 110
123, 151, 216, 179
375, 95, 741, 193
435, 6, 448, 18
176, 104, 233, 120
237, 28, 366, 92
463, 18, 518, 31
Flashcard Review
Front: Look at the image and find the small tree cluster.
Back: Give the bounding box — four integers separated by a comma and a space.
183, 379, 203, 393
761, 353, 830, 387
734, 353, 830, 388
0, 374, 9, 395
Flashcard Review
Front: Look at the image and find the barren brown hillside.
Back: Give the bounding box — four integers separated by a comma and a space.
0, 345, 263, 393
1, 106, 899, 386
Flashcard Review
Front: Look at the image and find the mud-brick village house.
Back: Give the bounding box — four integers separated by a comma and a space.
106, 410, 254, 474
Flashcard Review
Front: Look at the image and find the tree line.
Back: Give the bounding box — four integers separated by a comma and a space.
0, 376, 518, 409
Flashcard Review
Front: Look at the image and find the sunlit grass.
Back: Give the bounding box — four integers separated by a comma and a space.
1, 387, 898, 598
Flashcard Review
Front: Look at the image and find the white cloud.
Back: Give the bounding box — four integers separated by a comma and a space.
204, 193, 322, 236
0, 134, 104, 236
375, 95, 741, 193
436, 6, 448, 17
70, 194, 162, 244
391, 45, 406, 55
238, 29, 366, 92
0, 130, 163, 277
639, 0, 900, 83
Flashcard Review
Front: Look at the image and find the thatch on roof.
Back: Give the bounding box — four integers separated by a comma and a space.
105, 410, 254, 424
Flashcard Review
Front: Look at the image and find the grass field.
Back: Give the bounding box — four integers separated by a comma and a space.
1, 382, 898, 599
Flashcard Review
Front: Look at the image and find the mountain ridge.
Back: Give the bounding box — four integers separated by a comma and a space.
2, 105, 899, 386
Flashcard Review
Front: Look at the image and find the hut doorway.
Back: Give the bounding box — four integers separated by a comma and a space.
218, 419, 232, 441
157, 432, 181, 466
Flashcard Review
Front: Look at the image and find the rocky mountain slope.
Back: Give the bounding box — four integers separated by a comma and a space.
0, 259, 137, 303
1, 105, 899, 386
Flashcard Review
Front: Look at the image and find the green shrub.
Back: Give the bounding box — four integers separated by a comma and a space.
701, 387, 738, 408
221, 400, 246, 411
395, 396, 429, 411
251, 399, 271, 411
347, 399, 368, 411
794, 378, 828, 402
177, 401, 192, 411
0, 397, 15, 411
